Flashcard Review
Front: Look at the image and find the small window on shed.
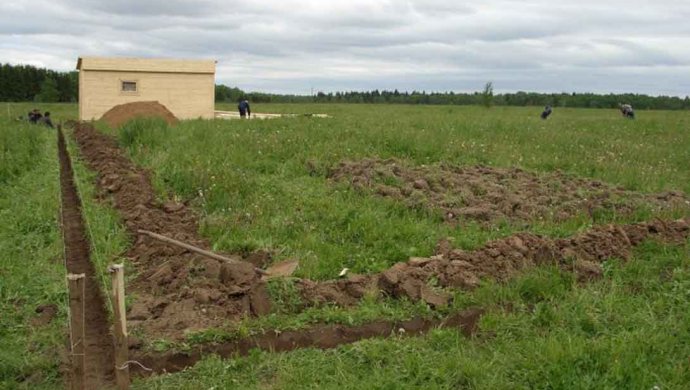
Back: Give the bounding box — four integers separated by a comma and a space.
121, 81, 137, 92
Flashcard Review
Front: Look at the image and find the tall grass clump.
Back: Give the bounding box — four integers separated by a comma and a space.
118, 117, 171, 149
0, 122, 43, 183
0, 117, 65, 389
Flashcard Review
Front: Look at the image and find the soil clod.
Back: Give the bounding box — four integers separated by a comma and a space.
330, 158, 690, 225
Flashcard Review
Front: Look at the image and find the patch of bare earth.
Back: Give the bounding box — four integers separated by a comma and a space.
329, 158, 690, 224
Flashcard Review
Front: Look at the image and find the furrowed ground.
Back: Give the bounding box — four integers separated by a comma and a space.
91, 104, 690, 388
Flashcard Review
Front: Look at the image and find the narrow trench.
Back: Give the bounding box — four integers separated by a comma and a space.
58, 126, 115, 389
131, 308, 484, 376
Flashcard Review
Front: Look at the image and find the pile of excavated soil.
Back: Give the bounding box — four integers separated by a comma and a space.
298, 218, 690, 308
329, 158, 690, 225
72, 123, 690, 343
100, 101, 179, 128
73, 123, 270, 341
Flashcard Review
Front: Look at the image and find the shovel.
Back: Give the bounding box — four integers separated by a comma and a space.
137, 229, 298, 278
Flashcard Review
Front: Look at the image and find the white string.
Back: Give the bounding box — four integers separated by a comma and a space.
58, 127, 76, 359
64, 127, 115, 315
117, 360, 153, 372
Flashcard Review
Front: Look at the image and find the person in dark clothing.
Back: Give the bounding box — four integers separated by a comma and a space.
238, 99, 251, 118
541, 105, 553, 119
28, 109, 42, 123
619, 103, 635, 119
40, 112, 54, 128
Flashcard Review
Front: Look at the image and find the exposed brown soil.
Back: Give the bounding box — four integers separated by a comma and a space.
71, 122, 690, 352
72, 122, 270, 341
57, 127, 114, 388
298, 218, 690, 308
99, 101, 179, 128
30, 304, 58, 327
329, 158, 690, 225
130, 308, 484, 376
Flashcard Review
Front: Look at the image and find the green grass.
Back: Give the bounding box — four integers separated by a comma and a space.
0, 114, 65, 389
136, 240, 690, 389
103, 104, 689, 388
3, 102, 688, 388
106, 105, 690, 280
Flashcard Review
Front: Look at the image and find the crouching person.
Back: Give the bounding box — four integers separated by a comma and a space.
39, 112, 54, 128
541, 105, 552, 119
619, 103, 635, 119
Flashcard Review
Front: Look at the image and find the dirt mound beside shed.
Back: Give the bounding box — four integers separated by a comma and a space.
100, 101, 179, 128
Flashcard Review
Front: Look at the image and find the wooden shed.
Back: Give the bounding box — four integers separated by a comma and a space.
76, 57, 216, 121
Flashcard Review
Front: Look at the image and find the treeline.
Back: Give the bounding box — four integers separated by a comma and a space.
0, 63, 78, 102
3, 63, 688, 110
217, 85, 690, 110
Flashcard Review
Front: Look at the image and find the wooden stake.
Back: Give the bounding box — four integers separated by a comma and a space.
137, 229, 269, 275
109, 264, 130, 389
67, 273, 86, 390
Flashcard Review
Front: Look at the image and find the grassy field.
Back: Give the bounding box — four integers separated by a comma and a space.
0, 104, 74, 389
109, 104, 690, 280
106, 104, 689, 388
2, 102, 690, 388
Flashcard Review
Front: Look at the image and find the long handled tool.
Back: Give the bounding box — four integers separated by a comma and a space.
137, 229, 298, 278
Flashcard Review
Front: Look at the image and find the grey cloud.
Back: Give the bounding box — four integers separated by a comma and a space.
1, 0, 689, 95
66, 0, 217, 17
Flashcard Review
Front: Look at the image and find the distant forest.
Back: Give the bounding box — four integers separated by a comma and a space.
2, 63, 688, 110
216, 85, 690, 110
0, 63, 78, 102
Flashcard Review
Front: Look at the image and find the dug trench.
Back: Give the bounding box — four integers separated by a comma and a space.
68, 122, 690, 377
132, 308, 484, 376
57, 126, 115, 389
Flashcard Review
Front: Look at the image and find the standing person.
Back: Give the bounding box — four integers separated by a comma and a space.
237, 99, 251, 119
541, 105, 553, 119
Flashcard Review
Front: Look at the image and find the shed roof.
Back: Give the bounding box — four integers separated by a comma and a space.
76, 57, 216, 74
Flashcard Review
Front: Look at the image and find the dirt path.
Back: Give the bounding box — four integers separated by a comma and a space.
58, 127, 114, 389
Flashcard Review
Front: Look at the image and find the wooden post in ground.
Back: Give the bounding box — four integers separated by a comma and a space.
67, 273, 86, 390
109, 264, 130, 389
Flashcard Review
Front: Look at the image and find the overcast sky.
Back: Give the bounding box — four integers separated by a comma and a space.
2, 0, 689, 96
